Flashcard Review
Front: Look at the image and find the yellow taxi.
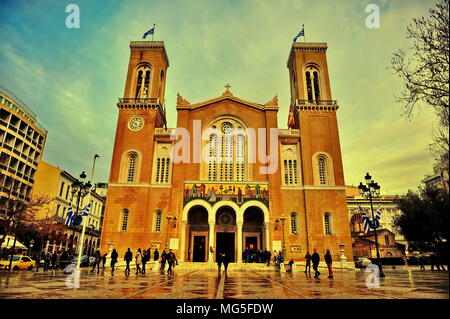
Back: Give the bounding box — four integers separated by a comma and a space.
0, 255, 36, 270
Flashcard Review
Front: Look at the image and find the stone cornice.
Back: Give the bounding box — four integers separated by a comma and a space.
129, 41, 169, 66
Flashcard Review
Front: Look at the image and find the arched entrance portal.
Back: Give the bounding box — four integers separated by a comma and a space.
187, 205, 209, 262
215, 206, 237, 262
243, 207, 264, 261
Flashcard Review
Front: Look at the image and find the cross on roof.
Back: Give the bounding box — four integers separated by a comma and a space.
224, 83, 231, 91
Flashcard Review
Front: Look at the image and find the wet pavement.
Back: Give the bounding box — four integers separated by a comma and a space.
0, 267, 448, 299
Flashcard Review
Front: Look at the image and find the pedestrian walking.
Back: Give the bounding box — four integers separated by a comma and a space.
324, 249, 333, 278
266, 250, 272, 267
110, 249, 118, 274
91, 250, 101, 274
304, 251, 312, 274
102, 253, 107, 269
311, 248, 321, 278
51, 251, 57, 270
430, 253, 440, 271
142, 249, 150, 274
217, 251, 223, 272
154, 249, 159, 261
167, 249, 177, 275
135, 248, 143, 275
61, 250, 69, 270
276, 252, 283, 270
160, 249, 167, 272
124, 248, 132, 275
44, 252, 51, 272
419, 255, 425, 271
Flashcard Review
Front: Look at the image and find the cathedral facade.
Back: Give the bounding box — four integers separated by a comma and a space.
100, 40, 353, 264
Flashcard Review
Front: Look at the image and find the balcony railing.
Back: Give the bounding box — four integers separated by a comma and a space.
118, 97, 160, 105
278, 129, 300, 136
154, 128, 174, 135
296, 99, 337, 105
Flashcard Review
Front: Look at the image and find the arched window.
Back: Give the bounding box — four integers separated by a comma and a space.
153, 144, 172, 184
154, 210, 162, 232
281, 145, 300, 186
127, 154, 137, 182
318, 156, 327, 185
135, 65, 151, 98
290, 212, 298, 234
205, 118, 247, 182
305, 66, 321, 103
121, 209, 129, 231
324, 213, 332, 235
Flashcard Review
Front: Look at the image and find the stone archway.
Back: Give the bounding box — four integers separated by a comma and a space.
187, 205, 209, 262
215, 205, 237, 263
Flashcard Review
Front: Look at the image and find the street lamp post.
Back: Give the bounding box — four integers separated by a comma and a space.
69, 171, 91, 256
358, 172, 385, 278
165, 214, 172, 249
275, 215, 287, 261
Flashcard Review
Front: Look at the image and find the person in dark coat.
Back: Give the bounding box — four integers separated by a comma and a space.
110, 249, 118, 274
124, 248, 132, 275
141, 249, 150, 274
160, 249, 167, 272
60, 250, 68, 270
419, 255, 425, 271
51, 252, 57, 269
102, 253, 107, 269
44, 252, 51, 272
324, 249, 333, 279
154, 249, 159, 261
166, 249, 177, 275
311, 248, 321, 278
430, 253, 440, 271
304, 251, 312, 274
217, 252, 223, 272
91, 250, 102, 274
266, 250, 272, 267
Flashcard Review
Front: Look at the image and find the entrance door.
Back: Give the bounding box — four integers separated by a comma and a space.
245, 236, 258, 250
193, 236, 206, 262
216, 232, 235, 262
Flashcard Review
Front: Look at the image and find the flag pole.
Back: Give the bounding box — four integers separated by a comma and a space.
303, 24, 306, 43
76, 154, 99, 270
152, 23, 155, 41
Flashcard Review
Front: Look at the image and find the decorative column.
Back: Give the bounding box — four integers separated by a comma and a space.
265, 222, 270, 252
237, 221, 243, 263
179, 221, 187, 262
208, 222, 215, 263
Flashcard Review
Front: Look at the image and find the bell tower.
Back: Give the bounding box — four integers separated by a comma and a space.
108, 41, 170, 185
287, 42, 343, 186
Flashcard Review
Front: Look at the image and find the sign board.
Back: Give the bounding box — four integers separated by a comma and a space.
169, 238, 179, 250
290, 245, 301, 253
272, 240, 282, 252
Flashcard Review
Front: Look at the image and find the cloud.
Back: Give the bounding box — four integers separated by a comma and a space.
0, 0, 441, 194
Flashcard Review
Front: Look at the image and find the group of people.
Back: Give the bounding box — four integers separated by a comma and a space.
121, 248, 177, 276
37, 250, 71, 272
418, 252, 447, 271
242, 247, 272, 264
304, 249, 334, 279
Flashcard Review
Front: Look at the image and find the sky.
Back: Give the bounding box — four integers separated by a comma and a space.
0, 0, 441, 195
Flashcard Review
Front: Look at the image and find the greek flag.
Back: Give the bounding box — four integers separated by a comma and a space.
80, 202, 92, 217
358, 206, 371, 234
65, 204, 75, 226
293, 25, 305, 42
143, 25, 155, 39
375, 205, 382, 220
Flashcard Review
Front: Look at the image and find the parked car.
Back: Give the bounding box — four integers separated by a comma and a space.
70, 255, 95, 267
354, 257, 372, 268
0, 255, 36, 270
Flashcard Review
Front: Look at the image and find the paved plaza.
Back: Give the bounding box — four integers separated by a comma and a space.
0, 266, 448, 299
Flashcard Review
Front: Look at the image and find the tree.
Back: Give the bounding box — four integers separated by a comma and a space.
391, 0, 449, 156
394, 185, 449, 252
0, 187, 54, 251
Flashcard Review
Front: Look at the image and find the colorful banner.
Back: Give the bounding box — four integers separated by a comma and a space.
183, 183, 269, 206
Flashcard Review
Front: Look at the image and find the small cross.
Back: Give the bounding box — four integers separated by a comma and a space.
224, 83, 231, 91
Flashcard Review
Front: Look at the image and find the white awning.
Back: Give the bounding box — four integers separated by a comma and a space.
0, 235, 28, 249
